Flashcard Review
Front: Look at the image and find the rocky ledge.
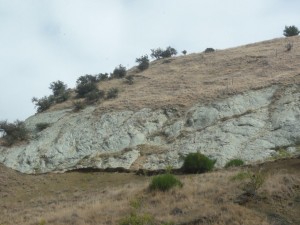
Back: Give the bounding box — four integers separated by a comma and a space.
0, 84, 299, 174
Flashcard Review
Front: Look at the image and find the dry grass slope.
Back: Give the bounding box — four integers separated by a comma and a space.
0, 158, 299, 225
51, 36, 300, 113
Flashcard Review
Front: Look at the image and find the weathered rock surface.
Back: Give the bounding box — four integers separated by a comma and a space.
0, 85, 299, 174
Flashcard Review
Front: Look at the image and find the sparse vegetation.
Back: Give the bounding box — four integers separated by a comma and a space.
107, 87, 119, 99
136, 55, 150, 71
1, 158, 299, 225
283, 25, 300, 37
225, 159, 244, 168
75, 74, 99, 98
119, 213, 155, 225
49, 80, 70, 103
32, 81, 70, 113
150, 46, 177, 59
84, 89, 105, 103
96, 73, 109, 81
150, 48, 163, 59
72, 100, 86, 112
204, 48, 215, 53
112, 65, 127, 79
231, 171, 251, 181
182, 152, 216, 173
149, 173, 183, 192
35, 123, 50, 132
231, 170, 265, 194
32, 96, 54, 113
0, 120, 29, 146
125, 75, 134, 85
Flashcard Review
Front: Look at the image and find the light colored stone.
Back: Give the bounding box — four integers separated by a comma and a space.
0, 85, 299, 174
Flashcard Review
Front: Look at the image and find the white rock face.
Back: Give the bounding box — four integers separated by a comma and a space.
0, 85, 299, 174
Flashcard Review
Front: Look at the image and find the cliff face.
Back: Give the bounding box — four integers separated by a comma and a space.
0, 84, 299, 174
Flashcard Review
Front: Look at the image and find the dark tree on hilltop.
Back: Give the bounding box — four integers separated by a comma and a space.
136, 55, 150, 71
49, 80, 69, 103
150, 48, 164, 59
150, 46, 177, 59
283, 25, 300, 37
49, 80, 67, 97
75, 75, 98, 98
32, 95, 55, 113
112, 65, 127, 79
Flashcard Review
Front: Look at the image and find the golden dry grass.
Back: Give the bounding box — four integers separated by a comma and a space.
1, 158, 299, 225
50, 36, 300, 113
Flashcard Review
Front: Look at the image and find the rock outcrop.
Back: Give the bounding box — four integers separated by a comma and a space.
0, 84, 299, 174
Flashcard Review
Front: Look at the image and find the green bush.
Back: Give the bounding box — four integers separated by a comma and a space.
182, 50, 187, 55
49, 80, 70, 103
32, 96, 55, 113
283, 25, 299, 37
75, 75, 99, 98
0, 120, 29, 146
84, 90, 105, 103
149, 173, 183, 192
225, 159, 244, 168
136, 55, 149, 71
96, 73, 109, 81
35, 123, 50, 132
119, 213, 155, 225
150, 48, 164, 59
204, 48, 215, 53
112, 65, 127, 79
106, 88, 119, 99
182, 152, 216, 173
125, 75, 134, 85
160, 46, 177, 58
150, 46, 177, 59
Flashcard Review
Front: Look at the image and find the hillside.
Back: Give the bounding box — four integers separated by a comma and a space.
0, 36, 300, 225
1, 157, 299, 225
0, 36, 299, 174
51, 36, 300, 112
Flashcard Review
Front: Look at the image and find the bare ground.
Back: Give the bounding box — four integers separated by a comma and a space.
1, 157, 299, 225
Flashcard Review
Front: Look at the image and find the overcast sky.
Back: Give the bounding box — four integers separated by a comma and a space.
0, 0, 299, 122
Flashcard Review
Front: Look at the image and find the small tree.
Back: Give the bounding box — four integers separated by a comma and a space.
182, 50, 187, 55
283, 25, 300, 37
0, 120, 29, 146
96, 73, 109, 81
204, 48, 215, 53
49, 80, 70, 103
150, 46, 177, 59
75, 75, 98, 98
32, 96, 54, 113
136, 55, 149, 71
161, 46, 177, 58
49, 80, 67, 97
112, 65, 127, 79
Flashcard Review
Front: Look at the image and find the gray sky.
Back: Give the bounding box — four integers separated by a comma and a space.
0, 0, 299, 122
